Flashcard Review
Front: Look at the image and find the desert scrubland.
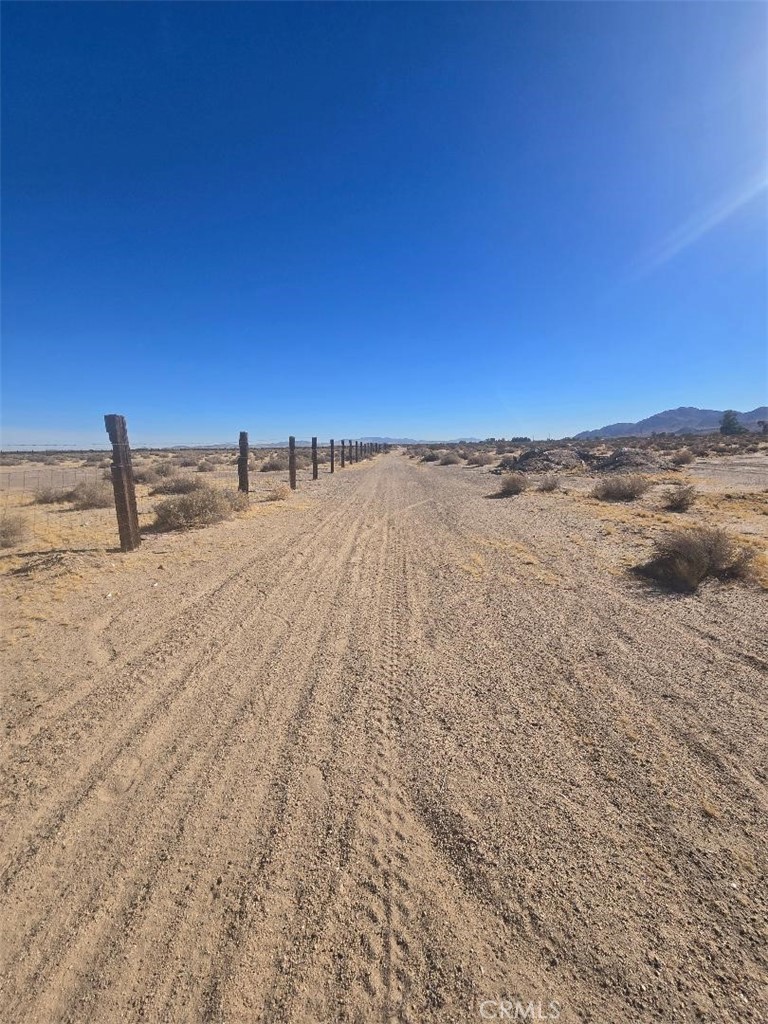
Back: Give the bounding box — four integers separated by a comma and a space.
1, 443, 766, 1023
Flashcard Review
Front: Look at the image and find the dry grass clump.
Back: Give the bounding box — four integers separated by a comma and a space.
154, 485, 247, 531
496, 472, 529, 497
197, 460, 215, 473
421, 451, 440, 463
0, 512, 29, 548
132, 465, 159, 486
670, 449, 695, 466
260, 454, 289, 472
150, 476, 207, 496
265, 483, 291, 502
636, 527, 756, 593
153, 461, 178, 479
662, 483, 697, 512
538, 473, 561, 492
497, 454, 518, 472
592, 474, 650, 502
68, 481, 114, 510
34, 486, 69, 504
439, 452, 462, 466
467, 452, 496, 467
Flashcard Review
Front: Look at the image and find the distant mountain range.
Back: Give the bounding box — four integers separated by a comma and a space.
574, 406, 767, 439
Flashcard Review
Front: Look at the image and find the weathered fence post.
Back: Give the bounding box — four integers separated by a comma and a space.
330, 439, 335, 473
238, 431, 249, 493
341, 440, 346, 468
311, 437, 318, 480
289, 436, 297, 490
355, 441, 359, 462
104, 413, 141, 552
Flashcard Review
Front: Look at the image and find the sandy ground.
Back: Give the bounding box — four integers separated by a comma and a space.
1, 452, 766, 1023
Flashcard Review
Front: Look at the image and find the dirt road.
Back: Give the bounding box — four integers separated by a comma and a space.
1, 453, 766, 1023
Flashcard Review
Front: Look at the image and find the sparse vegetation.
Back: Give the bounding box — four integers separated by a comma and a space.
260, 455, 289, 472
670, 449, 694, 466
265, 483, 291, 502
466, 452, 496, 467
662, 483, 697, 512
67, 481, 114, 510
636, 527, 755, 592
538, 473, 560, 492
197, 460, 215, 472
496, 472, 529, 497
439, 452, 462, 466
497, 454, 517, 471
150, 477, 207, 496
0, 512, 29, 548
592, 474, 650, 502
421, 451, 440, 463
34, 486, 69, 504
154, 484, 248, 531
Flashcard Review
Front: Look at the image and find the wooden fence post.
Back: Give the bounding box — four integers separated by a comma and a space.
311, 436, 318, 480
355, 441, 359, 462
330, 439, 335, 473
238, 431, 249, 493
341, 440, 346, 468
104, 413, 141, 552
289, 436, 297, 490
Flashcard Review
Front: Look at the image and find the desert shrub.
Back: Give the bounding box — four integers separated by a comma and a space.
496, 472, 529, 497
154, 485, 248, 531
497, 454, 518, 472
0, 512, 29, 548
636, 527, 755, 593
538, 473, 560, 492
153, 461, 178, 479
260, 455, 288, 472
467, 452, 496, 467
35, 486, 69, 504
421, 451, 440, 463
67, 481, 114, 510
150, 476, 207, 496
177, 456, 198, 467
671, 449, 694, 467
592, 474, 650, 502
662, 484, 697, 512
439, 452, 462, 466
265, 483, 291, 502
197, 460, 215, 473
132, 465, 159, 486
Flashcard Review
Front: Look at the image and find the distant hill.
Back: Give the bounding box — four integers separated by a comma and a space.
575, 406, 767, 439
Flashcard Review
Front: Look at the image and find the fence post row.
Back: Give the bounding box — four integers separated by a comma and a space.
330, 439, 335, 473
104, 413, 141, 552
311, 436, 318, 480
238, 431, 249, 493
288, 436, 297, 490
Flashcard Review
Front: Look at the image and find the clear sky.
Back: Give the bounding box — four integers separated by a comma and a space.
2, 1, 766, 445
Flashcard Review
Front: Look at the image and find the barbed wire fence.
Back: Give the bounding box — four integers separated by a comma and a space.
0, 415, 388, 555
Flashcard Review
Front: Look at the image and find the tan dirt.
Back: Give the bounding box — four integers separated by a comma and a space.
1, 452, 766, 1023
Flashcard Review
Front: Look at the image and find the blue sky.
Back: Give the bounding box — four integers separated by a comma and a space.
2, 2, 766, 445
